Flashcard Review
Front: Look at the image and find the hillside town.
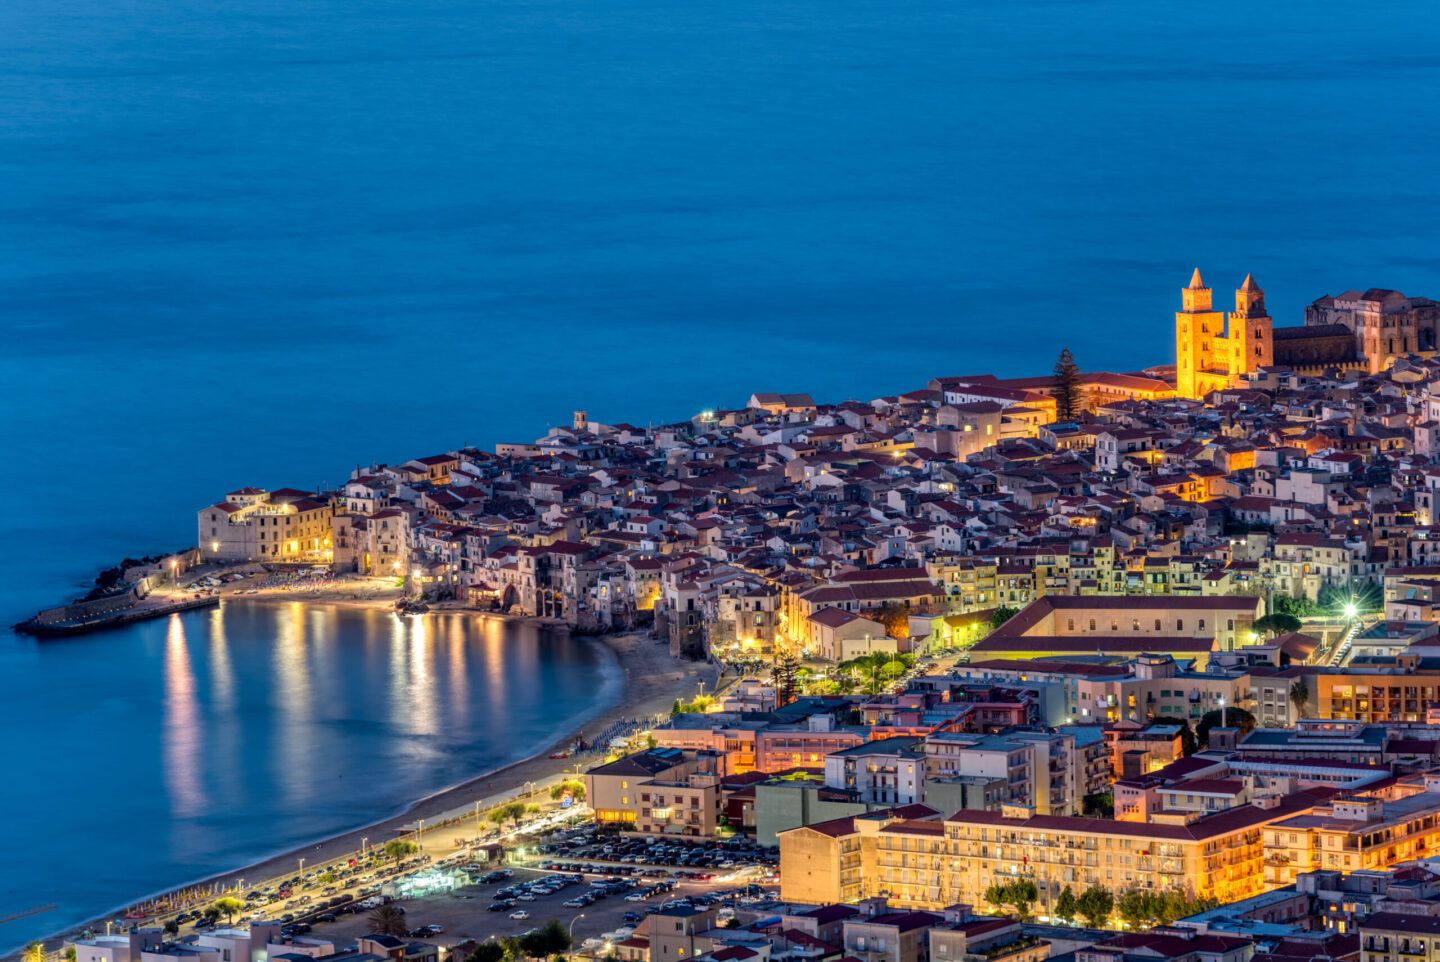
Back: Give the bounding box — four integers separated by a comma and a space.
144, 274, 1440, 962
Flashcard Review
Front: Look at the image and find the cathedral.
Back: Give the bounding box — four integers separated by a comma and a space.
1171, 269, 1387, 398
1174, 269, 1273, 399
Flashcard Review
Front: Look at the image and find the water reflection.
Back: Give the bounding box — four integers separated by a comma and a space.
272, 602, 315, 801
208, 605, 234, 712
9, 598, 615, 955
163, 614, 205, 816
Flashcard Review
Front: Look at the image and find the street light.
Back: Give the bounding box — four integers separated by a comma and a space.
569, 913, 585, 946
1344, 602, 1358, 619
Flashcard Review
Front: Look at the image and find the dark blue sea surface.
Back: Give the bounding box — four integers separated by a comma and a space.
0, 604, 620, 948
1, 0, 1438, 942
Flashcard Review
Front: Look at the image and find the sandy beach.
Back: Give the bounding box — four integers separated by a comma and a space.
20, 586, 724, 957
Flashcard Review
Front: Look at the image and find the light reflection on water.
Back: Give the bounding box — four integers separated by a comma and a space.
4, 601, 619, 950
163, 615, 204, 817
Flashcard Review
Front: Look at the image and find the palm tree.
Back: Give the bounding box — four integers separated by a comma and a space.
369, 904, 408, 937
22, 942, 45, 962
1289, 678, 1310, 719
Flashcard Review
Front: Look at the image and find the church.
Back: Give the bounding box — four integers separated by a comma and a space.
1173, 269, 1382, 398
1174, 269, 1273, 399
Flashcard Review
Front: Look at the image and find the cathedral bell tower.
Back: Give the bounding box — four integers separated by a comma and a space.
1229, 273, 1273, 372
1176, 268, 1224, 399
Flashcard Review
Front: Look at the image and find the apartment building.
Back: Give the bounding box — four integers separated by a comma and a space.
586, 746, 725, 834
779, 789, 1333, 911
1264, 779, 1440, 887
923, 728, 1089, 816
824, 738, 927, 806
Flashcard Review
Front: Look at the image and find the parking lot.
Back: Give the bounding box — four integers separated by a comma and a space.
172, 823, 780, 956
538, 826, 779, 877
304, 863, 774, 954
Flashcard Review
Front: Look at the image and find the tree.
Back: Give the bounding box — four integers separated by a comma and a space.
369, 904, 408, 937
384, 839, 419, 859
1076, 886, 1113, 928
671, 699, 682, 716
1054, 886, 1077, 925
1053, 349, 1083, 422
488, 808, 508, 827
1082, 792, 1114, 818
23, 943, 44, 962
203, 906, 222, 925
875, 602, 912, 638
983, 879, 1038, 920
214, 897, 245, 925
1251, 613, 1302, 638
1196, 706, 1257, 747
838, 653, 888, 696
1115, 888, 1151, 929
1274, 595, 1318, 618
550, 779, 586, 802
162, 921, 180, 938
468, 943, 506, 962
502, 801, 528, 826
1289, 678, 1311, 718
518, 919, 571, 959
990, 606, 1020, 629
772, 650, 800, 705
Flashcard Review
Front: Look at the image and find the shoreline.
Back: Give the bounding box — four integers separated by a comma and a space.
18, 600, 720, 958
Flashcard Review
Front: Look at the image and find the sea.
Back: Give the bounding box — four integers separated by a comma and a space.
2, 0, 1438, 946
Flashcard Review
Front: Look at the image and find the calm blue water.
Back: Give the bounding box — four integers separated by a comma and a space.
0, 603, 620, 948
1, 0, 1438, 941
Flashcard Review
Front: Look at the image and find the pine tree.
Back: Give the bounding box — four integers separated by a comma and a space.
772, 650, 800, 706
1053, 348, 1082, 421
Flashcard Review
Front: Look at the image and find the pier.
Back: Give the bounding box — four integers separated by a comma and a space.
16, 583, 219, 638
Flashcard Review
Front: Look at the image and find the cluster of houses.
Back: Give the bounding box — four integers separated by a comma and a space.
165, 286, 1440, 962
200, 348, 1440, 664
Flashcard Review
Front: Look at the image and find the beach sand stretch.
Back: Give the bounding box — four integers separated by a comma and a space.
22, 590, 724, 958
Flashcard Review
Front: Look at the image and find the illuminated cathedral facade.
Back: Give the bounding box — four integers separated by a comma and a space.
1175, 269, 1274, 399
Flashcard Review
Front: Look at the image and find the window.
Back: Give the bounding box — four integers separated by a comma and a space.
1199, 619, 1206, 630
1154, 619, 1161, 630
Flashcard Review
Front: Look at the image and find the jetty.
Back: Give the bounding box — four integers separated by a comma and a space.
15, 556, 218, 637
